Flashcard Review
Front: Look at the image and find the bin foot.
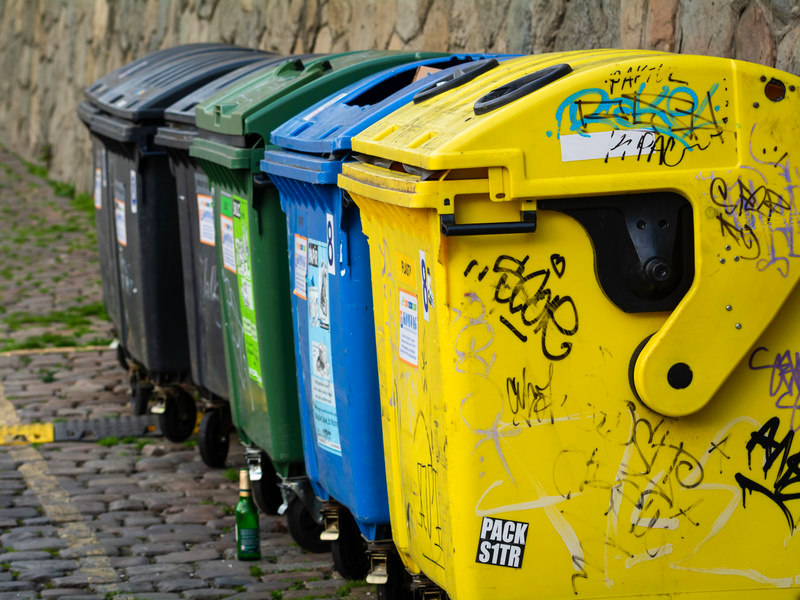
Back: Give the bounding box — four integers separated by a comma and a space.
320, 504, 340, 541
371, 548, 411, 600
197, 405, 230, 468
128, 370, 152, 416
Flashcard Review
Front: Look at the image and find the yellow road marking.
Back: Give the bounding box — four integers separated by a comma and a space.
0, 423, 55, 444
0, 379, 133, 597
0, 344, 111, 357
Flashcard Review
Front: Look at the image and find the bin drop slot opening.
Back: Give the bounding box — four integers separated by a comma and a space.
345, 71, 428, 107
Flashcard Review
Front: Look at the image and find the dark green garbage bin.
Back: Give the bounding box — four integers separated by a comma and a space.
189, 50, 446, 551
152, 54, 294, 466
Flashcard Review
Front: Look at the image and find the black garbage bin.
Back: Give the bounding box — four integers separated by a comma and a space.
77, 45, 272, 445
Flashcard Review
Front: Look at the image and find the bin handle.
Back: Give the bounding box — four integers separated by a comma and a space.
440, 211, 536, 236
413, 59, 500, 104
473, 63, 572, 115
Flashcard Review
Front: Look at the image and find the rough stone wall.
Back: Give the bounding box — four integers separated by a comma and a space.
1, 0, 799, 190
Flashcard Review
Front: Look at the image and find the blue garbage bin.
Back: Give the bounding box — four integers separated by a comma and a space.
260, 55, 510, 582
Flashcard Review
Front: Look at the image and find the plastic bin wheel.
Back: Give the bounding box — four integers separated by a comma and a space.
376, 552, 411, 600
129, 372, 152, 416
332, 509, 369, 580
286, 495, 330, 554
251, 451, 283, 515
158, 388, 197, 443
197, 406, 230, 468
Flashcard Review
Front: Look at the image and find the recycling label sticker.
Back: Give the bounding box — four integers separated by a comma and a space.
114, 180, 127, 246
307, 238, 340, 455
129, 169, 138, 214
475, 517, 528, 569
293, 234, 308, 299
195, 172, 214, 246
220, 191, 262, 387
398, 289, 418, 367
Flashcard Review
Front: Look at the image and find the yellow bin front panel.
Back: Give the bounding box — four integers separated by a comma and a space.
353, 192, 800, 600
342, 51, 800, 599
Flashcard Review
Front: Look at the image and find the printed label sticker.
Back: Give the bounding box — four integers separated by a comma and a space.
419, 249, 432, 322
231, 196, 262, 386
326, 213, 335, 275
398, 290, 418, 367
101, 148, 107, 186
196, 172, 214, 246
114, 180, 126, 246
198, 195, 215, 246
94, 167, 102, 210
221, 215, 236, 273
129, 169, 138, 214
293, 234, 308, 299
307, 238, 340, 455
475, 517, 528, 569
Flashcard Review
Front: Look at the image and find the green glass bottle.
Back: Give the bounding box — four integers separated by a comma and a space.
235, 469, 261, 561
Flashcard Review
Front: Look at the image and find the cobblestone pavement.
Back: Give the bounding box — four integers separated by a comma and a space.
0, 149, 375, 599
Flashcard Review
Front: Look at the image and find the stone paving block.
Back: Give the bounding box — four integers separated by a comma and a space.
155, 578, 207, 592
0, 591, 38, 600
181, 590, 231, 600
154, 548, 220, 563
40, 589, 86, 599
130, 542, 186, 557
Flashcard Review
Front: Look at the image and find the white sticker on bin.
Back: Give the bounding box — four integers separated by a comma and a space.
198, 194, 215, 246
293, 234, 308, 299
326, 213, 335, 276
398, 290, 418, 367
221, 215, 236, 273
560, 129, 655, 162
476, 517, 528, 569
129, 169, 138, 214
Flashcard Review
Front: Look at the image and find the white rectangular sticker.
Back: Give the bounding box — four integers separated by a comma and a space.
221, 215, 236, 273
197, 194, 215, 246
326, 213, 335, 275
94, 167, 102, 210
419, 249, 431, 322
293, 234, 308, 299
476, 517, 528, 569
115, 198, 127, 246
398, 290, 418, 367
560, 129, 654, 162
129, 169, 138, 214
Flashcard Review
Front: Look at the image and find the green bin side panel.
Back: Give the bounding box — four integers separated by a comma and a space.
198, 155, 302, 476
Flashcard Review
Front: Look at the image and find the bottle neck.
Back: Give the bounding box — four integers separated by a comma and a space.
239, 489, 251, 498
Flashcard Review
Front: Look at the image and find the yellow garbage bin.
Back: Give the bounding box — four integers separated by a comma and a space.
339, 50, 800, 599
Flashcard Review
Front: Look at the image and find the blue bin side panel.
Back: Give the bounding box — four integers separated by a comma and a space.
274, 173, 390, 537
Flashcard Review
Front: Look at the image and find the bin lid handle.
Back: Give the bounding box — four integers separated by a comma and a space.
412, 58, 500, 104
473, 63, 572, 115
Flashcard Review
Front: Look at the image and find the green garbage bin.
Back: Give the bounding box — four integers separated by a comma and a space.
189, 50, 446, 551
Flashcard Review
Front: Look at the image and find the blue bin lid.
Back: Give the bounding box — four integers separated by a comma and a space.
162, 54, 304, 125
85, 46, 270, 122
268, 54, 511, 155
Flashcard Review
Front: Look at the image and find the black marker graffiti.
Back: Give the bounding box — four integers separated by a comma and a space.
715, 213, 761, 260
735, 417, 800, 532
466, 253, 578, 360
710, 177, 791, 218
505, 364, 556, 426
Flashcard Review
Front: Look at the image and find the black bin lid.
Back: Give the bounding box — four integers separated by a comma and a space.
84, 45, 270, 122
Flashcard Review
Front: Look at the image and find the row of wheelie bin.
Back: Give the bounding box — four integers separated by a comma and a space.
78, 44, 800, 599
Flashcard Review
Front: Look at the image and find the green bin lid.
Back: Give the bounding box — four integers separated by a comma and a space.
194, 50, 447, 139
